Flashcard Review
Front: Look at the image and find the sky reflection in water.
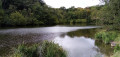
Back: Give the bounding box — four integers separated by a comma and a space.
54, 35, 103, 57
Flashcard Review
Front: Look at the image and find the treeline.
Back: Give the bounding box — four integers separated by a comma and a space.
0, 0, 91, 26
1, 0, 119, 27
89, 0, 120, 30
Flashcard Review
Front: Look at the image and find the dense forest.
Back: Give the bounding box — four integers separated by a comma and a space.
90, 0, 120, 30
0, 0, 92, 27
0, 0, 120, 30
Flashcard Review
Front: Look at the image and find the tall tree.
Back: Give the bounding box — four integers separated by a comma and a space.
0, 0, 4, 25
99, 0, 120, 30
1, 0, 45, 9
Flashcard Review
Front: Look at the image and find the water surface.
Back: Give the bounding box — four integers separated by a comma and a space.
0, 25, 113, 57
54, 36, 102, 57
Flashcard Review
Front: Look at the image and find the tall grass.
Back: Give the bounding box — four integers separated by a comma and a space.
111, 45, 120, 57
114, 33, 120, 44
10, 41, 67, 57
10, 44, 39, 57
111, 51, 120, 57
111, 33, 120, 57
95, 31, 118, 44
41, 41, 67, 57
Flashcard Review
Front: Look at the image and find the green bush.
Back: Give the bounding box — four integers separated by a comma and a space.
41, 41, 67, 57
10, 44, 39, 57
114, 44, 120, 52
10, 41, 67, 57
95, 31, 118, 44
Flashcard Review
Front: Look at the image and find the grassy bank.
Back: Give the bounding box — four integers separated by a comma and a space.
9, 41, 67, 57
95, 31, 118, 44
111, 44, 120, 57
95, 30, 120, 57
111, 33, 120, 57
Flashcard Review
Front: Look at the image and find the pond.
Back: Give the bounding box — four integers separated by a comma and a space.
0, 25, 113, 57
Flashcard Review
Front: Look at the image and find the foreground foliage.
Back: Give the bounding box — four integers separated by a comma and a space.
10, 41, 67, 57
10, 44, 39, 57
41, 41, 67, 57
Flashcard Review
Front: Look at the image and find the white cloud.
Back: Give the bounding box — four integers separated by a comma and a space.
44, 0, 100, 8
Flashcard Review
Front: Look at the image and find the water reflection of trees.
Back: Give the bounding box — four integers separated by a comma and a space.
95, 41, 113, 57
67, 28, 98, 38
59, 23, 88, 26
66, 28, 114, 57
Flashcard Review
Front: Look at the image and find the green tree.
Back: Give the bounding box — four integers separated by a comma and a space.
1, 0, 45, 9
9, 11, 27, 26
0, 0, 4, 26
89, 5, 103, 24
0, 0, 94, 26
26, 13, 39, 25
99, 0, 120, 30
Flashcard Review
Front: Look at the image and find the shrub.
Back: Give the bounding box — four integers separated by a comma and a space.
114, 44, 120, 52
10, 44, 39, 57
10, 41, 67, 57
95, 31, 118, 44
41, 41, 67, 57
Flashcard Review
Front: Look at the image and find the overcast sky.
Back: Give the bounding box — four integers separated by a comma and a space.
44, 0, 101, 8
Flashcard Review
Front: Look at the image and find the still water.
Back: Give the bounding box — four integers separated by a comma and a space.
0, 25, 113, 57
